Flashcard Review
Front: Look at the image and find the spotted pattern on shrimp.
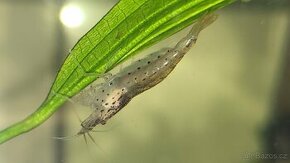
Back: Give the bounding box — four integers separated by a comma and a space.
74, 14, 218, 135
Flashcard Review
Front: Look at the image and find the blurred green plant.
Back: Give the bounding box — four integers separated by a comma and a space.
0, 0, 235, 144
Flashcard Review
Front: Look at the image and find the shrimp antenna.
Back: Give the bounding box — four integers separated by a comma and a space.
82, 133, 109, 162
83, 134, 88, 146
87, 132, 107, 155
52, 134, 80, 141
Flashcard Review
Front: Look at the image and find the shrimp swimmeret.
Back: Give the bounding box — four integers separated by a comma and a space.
67, 14, 217, 137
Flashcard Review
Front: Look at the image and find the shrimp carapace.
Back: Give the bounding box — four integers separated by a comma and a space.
73, 13, 218, 135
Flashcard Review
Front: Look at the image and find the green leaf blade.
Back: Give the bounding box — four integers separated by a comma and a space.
0, 0, 236, 144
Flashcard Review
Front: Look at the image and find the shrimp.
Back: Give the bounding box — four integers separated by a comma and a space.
71, 13, 218, 136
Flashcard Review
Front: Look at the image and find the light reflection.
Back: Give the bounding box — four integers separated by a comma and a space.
60, 4, 84, 28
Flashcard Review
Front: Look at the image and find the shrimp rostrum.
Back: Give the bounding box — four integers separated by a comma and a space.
70, 13, 217, 136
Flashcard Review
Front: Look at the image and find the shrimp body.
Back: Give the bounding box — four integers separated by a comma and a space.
76, 14, 217, 135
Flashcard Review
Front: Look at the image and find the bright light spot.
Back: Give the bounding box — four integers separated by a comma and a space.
60, 4, 84, 28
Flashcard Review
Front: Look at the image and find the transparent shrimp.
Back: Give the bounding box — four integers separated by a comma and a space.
63, 13, 218, 138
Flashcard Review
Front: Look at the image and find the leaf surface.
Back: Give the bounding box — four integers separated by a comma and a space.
0, 0, 236, 144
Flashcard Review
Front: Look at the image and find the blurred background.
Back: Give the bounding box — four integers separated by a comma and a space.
0, 0, 289, 163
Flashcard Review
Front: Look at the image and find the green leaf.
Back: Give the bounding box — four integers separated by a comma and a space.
0, 0, 236, 144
